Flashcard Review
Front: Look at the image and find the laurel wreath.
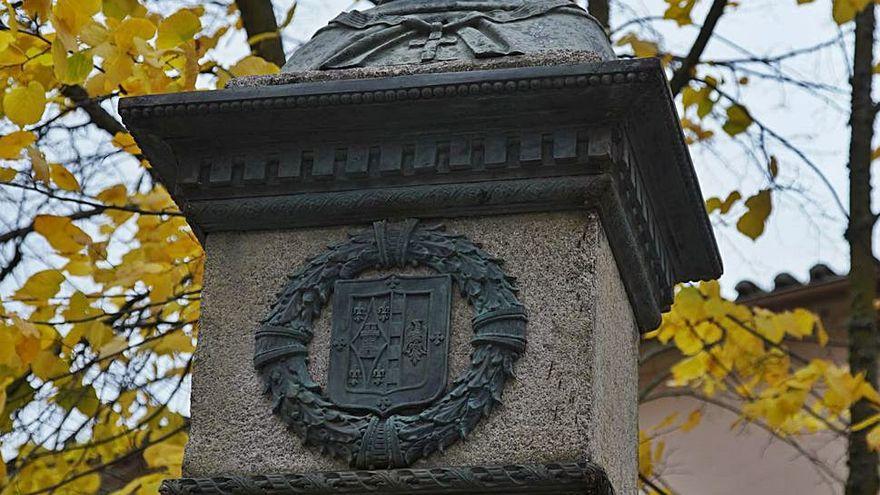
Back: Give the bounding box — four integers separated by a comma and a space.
254, 219, 527, 469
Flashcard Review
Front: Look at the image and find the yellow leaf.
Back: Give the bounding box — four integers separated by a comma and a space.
84, 321, 114, 349
832, 0, 872, 24
0, 131, 36, 159
49, 163, 80, 191
52, 0, 102, 48
149, 331, 194, 355
34, 215, 92, 253
736, 189, 772, 240
102, 0, 144, 19
108, 472, 166, 494
3, 81, 47, 127
113, 17, 156, 49
768, 156, 779, 178
672, 353, 708, 384
674, 327, 703, 355
14, 269, 64, 301
706, 191, 741, 214
755, 309, 784, 343
64, 253, 93, 276
0, 167, 16, 182
31, 348, 69, 380
664, 0, 697, 26
28, 146, 50, 183
867, 425, 880, 451
616, 33, 659, 58
23, 0, 51, 21
14, 329, 40, 365
232, 55, 279, 76
52, 42, 93, 85
111, 132, 141, 155
143, 442, 184, 469
675, 286, 706, 322
681, 409, 702, 432
98, 335, 128, 358
722, 104, 753, 136
218, 55, 279, 87
157, 10, 201, 50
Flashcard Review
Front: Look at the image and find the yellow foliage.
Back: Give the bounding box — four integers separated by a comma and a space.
49, 163, 80, 191
647, 276, 880, 485
0, 167, 16, 182
0, 131, 36, 159
13, 269, 64, 302
34, 214, 91, 254
3, 81, 47, 126
111, 132, 141, 155
157, 10, 201, 50
663, 0, 697, 26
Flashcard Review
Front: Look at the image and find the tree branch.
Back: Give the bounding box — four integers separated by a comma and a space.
588, 0, 610, 30
236, 0, 286, 67
60, 85, 127, 137
668, 0, 727, 96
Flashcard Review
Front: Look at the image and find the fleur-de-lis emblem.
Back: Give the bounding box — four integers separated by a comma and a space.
376, 397, 392, 411
430, 332, 445, 346
371, 367, 386, 385
386, 277, 400, 289
348, 369, 362, 386
377, 304, 391, 321
332, 337, 347, 352
352, 304, 367, 322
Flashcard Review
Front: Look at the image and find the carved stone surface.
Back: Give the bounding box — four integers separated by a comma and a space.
159, 462, 614, 494
255, 219, 527, 469
281, 0, 614, 71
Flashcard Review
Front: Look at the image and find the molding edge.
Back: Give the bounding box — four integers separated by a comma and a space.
159, 462, 614, 494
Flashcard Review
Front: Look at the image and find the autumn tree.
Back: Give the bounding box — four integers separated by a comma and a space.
0, 0, 286, 491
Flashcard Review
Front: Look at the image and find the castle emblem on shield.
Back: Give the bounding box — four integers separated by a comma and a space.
328, 274, 452, 415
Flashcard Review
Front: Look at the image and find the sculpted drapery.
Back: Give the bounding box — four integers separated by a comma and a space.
282, 0, 614, 71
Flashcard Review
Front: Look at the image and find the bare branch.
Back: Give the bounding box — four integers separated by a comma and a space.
668, 0, 727, 96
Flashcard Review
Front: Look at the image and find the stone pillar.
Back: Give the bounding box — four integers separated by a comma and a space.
121, 5, 721, 493
186, 212, 639, 491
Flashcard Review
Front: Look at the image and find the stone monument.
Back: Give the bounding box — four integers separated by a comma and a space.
120, 1, 722, 493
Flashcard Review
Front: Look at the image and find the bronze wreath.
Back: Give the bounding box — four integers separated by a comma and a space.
254, 219, 528, 469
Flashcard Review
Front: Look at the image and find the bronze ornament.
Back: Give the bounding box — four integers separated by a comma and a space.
254, 219, 528, 469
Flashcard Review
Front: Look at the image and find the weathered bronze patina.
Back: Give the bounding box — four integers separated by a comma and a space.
254, 219, 528, 469
282, 0, 614, 71
329, 274, 453, 416
159, 462, 614, 495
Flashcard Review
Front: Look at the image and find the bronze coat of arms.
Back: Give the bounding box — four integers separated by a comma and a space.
329, 275, 452, 415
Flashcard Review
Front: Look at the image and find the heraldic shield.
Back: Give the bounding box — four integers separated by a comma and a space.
328, 274, 452, 415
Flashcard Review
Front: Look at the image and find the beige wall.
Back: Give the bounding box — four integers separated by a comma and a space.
640, 397, 846, 495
